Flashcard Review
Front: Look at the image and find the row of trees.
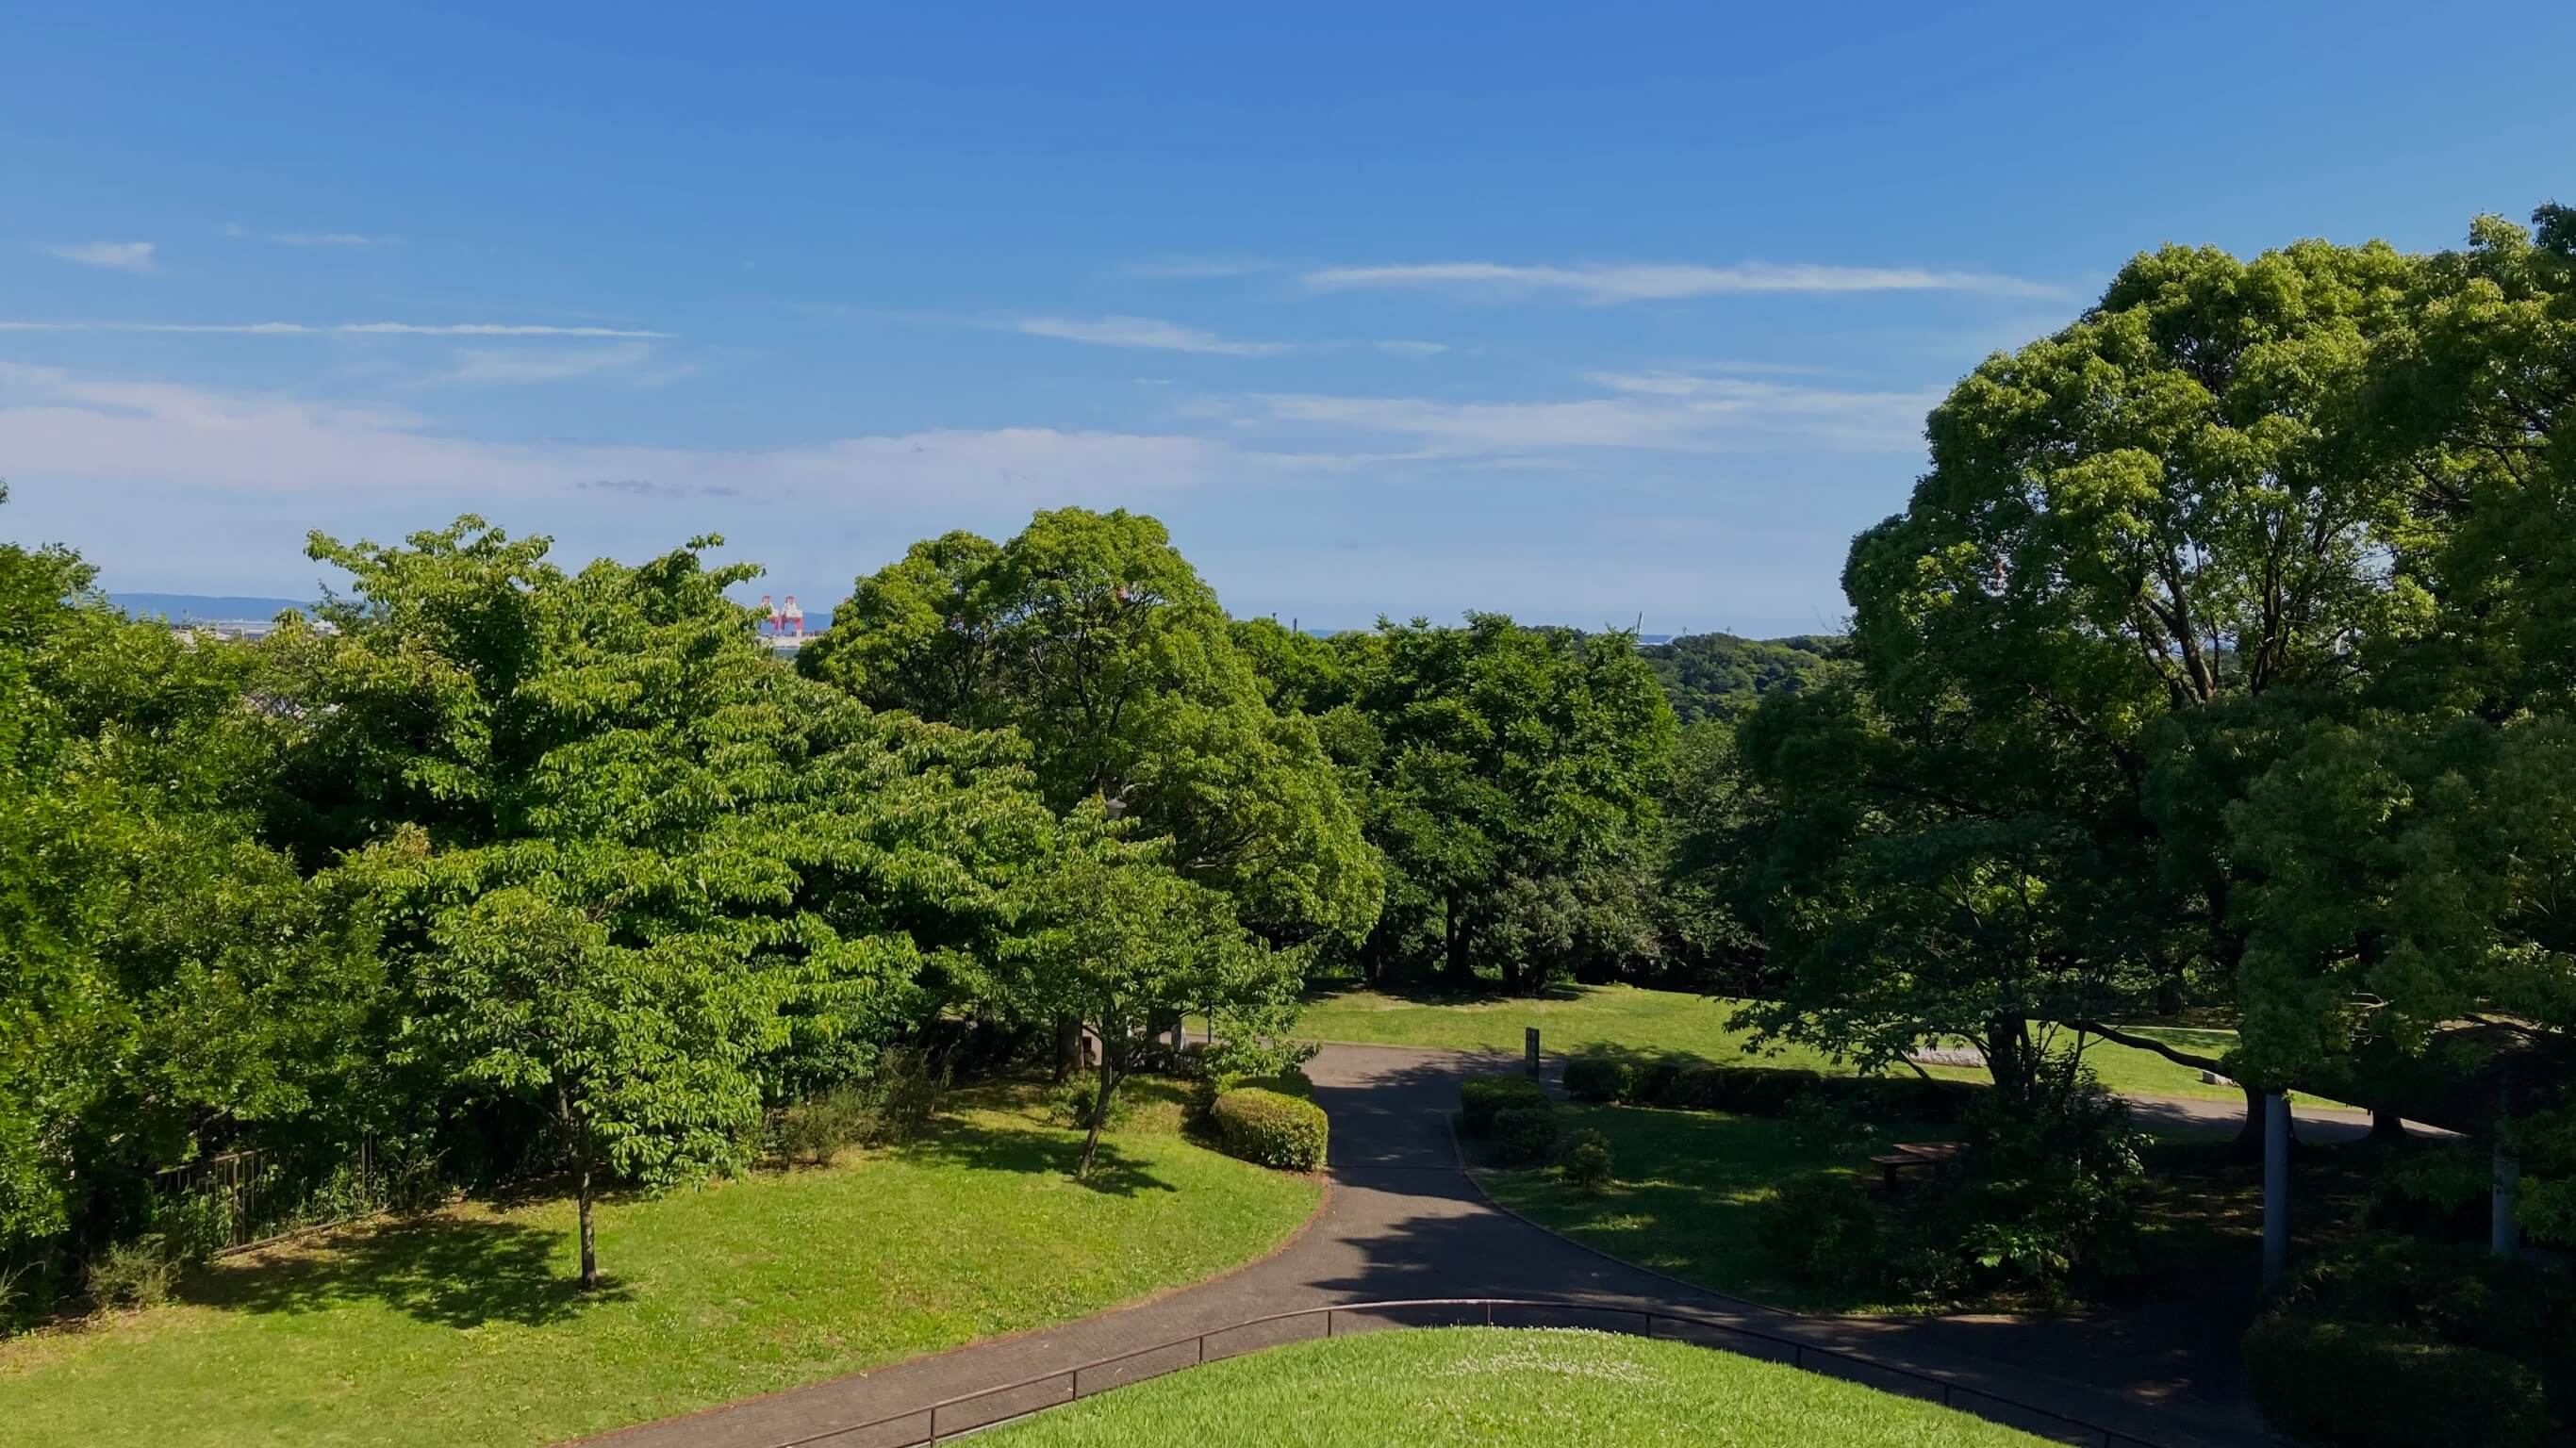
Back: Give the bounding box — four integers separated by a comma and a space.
1692, 208, 2575, 1217
8, 202, 2567, 1293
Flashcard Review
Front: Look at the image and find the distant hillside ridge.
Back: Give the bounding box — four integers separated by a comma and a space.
1638, 631, 1846, 723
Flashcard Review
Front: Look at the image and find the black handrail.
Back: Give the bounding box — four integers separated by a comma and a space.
780, 1296, 2181, 1448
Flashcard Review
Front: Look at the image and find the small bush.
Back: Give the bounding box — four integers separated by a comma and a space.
1636, 1058, 1690, 1106
1759, 1172, 1881, 1287
772, 1048, 945, 1165
155, 1190, 237, 1266
2267, 1234, 2576, 1426
1049, 1078, 1134, 1133
1188, 1064, 1312, 1130
773, 1085, 877, 1165
1563, 1056, 1636, 1103
1212, 1088, 1329, 1170
2244, 1314, 2551, 1448
1559, 1128, 1615, 1193
1489, 1104, 1562, 1165
1460, 1074, 1550, 1135
86, 1237, 177, 1312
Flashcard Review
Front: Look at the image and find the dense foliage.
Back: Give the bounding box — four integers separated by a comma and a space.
1720, 207, 2576, 1198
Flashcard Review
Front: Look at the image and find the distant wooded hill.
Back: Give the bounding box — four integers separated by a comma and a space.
1638, 632, 1845, 723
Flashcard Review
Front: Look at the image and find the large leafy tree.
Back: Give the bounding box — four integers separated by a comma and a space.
994, 813, 1300, 1177
1328, 616, 1676, 993
272, 518, 1049, 1282
801, 508, 1380, 949
2222, 208, 2576, 1233
0, 485, 380, 1266
1742, 234, 2430, 1127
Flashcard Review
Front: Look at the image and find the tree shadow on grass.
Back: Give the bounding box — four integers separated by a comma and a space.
892, 1121, 1178, 1198
187, 1214, 626, 1329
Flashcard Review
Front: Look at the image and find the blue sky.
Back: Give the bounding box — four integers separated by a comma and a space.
4, 4, 2570, 635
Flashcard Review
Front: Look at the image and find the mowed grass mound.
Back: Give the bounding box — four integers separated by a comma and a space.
0, 1081, 1320, 1448
1296, 982, 2242, 1102
982, 1326, 2057, 1447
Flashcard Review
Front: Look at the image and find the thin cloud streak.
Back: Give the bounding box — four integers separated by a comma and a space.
0, 320, 670, 338
269, 231, 399, 248
1300, 259, 2062, 302
0, 364, 1236, 502
44, 241, 159, 273
1119, 255, 1275, 279
1010, 314, 1291, 356
1247, 373, 1939, 455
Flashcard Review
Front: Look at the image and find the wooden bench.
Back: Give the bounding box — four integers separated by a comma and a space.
1869, 1140, 1962, 1193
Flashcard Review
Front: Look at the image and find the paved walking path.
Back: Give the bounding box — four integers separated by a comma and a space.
596, 1045, 2290, 1448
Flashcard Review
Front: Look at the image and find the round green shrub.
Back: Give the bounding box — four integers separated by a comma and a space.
1212, 1087, 1329, 1171
1459, 1074, 1551, 1135
2244, 1314, 2551, 1448
1563, 1056, 1636, 1103
1489, 1104, 1562, 1166
1559, 1128, 1615, 1193
1758, 1171, 1881, 1287
86, 1237, 177, 1312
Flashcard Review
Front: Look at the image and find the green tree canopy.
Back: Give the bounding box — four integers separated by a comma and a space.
801, 508, 1380, 948
1320, 616, 1676, 993
0, 486, 379, 1262
1740, 231, 2435, 1118
271, 517, 1053, 1278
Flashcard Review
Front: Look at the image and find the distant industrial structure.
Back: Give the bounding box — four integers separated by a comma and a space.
757, 594, 810, 650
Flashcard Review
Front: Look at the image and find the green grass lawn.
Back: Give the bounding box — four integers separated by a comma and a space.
0, 1081, 1320, 1448
1296, 982, 2246, 1102
1473, 1101, 1929, 1312
981, 1325, 2056, 1447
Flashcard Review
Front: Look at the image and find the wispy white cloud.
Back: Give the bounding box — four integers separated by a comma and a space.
1009, 314, 1291, 356
1119, 255, 1275, 280
0, 320, 669, 338
268, 231, 399, 248
445, 341, 667, 384
1300, 259, 2061, 303
1373, 339, 1449, 357
0, 363, 1231, 502
1247, 373, 1938, 455
44, 241, 158, 274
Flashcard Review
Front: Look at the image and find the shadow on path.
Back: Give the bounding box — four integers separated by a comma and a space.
592, 1043, 2280, 1448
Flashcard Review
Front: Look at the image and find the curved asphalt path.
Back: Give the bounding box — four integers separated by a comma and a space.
592, 1045, 2286, 1448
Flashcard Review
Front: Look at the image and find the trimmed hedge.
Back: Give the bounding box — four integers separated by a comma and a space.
1460, 1074, 1551, 1135
1561, 1054, 1977, 1123
1563, 1055, 1635, 1103
1211, 1088, 1329, 1171
2244, 1314, 2551, 1448
1490, 1105, 1561, 1166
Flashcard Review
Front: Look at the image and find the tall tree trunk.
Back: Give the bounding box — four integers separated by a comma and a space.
1079, 1041, 1116, 1180
2370, 1107, 2406, 1141
576, 1160, 598, 1290
1053, 1016, 1082, 1082
1984, 1015, 2032, 1105
1443, 897, 1475, 987
559, 1086, 600, 1291
2232, 1080, 2299, 1160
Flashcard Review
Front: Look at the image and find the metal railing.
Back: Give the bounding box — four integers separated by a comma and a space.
784, 1297, 2181, 1448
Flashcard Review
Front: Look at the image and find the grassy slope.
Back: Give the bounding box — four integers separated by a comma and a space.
983, 1325, 2055, 1447
0, 1082, 1319, 1448
1475, 1102, 1927, 1313
1475, 1100, 2399, 1315
1296, 983, 2246, 1102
